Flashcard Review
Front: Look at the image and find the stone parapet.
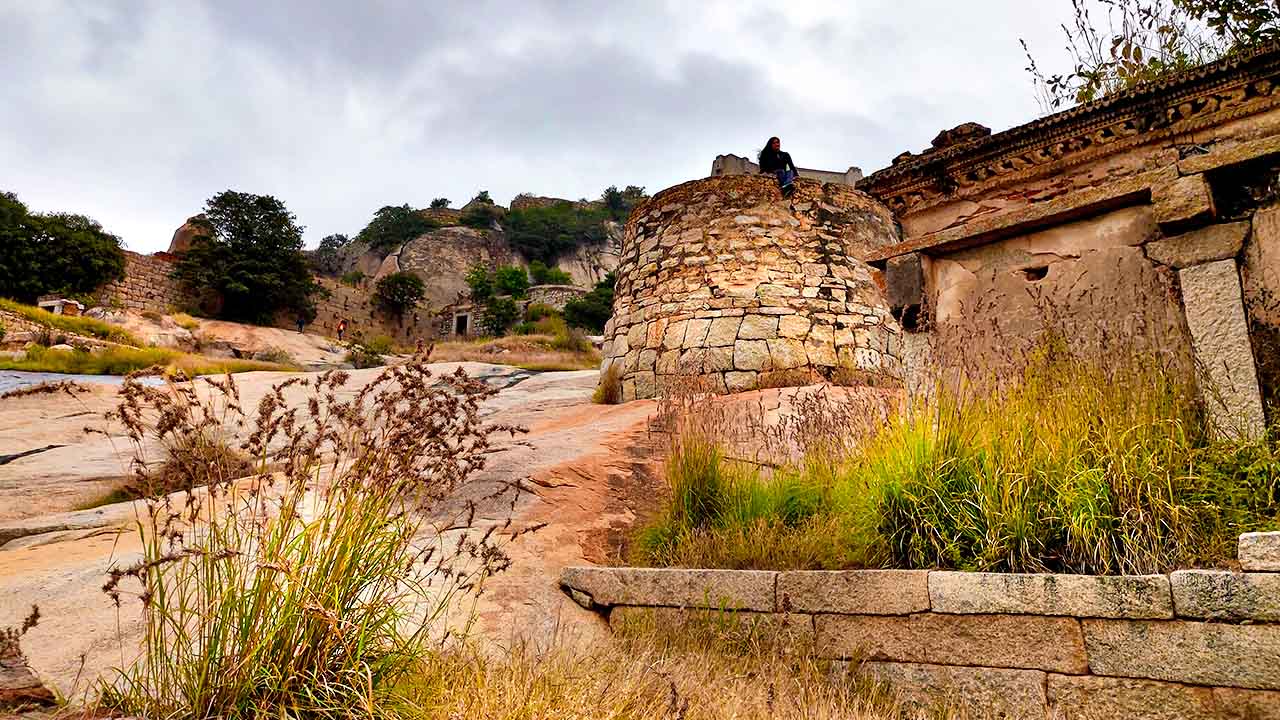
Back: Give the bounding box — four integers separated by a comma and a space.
600, 174, 903, 400
560, 545, 1280, 718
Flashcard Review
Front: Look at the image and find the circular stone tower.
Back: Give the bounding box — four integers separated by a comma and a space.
601, 174, 903, 401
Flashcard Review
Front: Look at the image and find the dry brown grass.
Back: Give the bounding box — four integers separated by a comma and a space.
429, 334, 600, 371
396, 611, 971, 720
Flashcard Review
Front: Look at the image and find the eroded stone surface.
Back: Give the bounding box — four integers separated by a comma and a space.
928, 572, 1173, 619
1047, 674, 1217, 720
861, 661, 1046, 720
1241, 532, 1280, 572
1215, 687, 1280, 720
1179, 259, 1266, 439
1153, 174, 1216, 228
1170, 570, 1280, 621
1084, 620, 1280, 690
608, 606, 814, 649
816, 613, 1088, 673
1146, 222, 1248, 268
560, 567, 776, 611
777, 570, 929, 615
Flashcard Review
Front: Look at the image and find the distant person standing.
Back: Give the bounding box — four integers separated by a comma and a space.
337, 318, 348, 342
296, 316, 306, 333
758, 136, 799, 196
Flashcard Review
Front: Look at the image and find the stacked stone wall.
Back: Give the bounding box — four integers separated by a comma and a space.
602, 175, 902, 400
562, 532, 1280, 719
277, 276, 436, 345
94, 251, 186, 313
527, 284, 587, 311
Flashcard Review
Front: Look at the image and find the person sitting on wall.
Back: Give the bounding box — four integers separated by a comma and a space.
758, 136, 799, 196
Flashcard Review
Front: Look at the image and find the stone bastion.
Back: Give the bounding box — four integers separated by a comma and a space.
600, 174, 904, 400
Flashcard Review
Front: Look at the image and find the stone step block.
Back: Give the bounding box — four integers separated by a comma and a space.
1241, 532, 1280, 572
1084, 620, 1280, 690
1047, 674, 1217, 720
559, 566, 776, 612
815, 612, 1088, 674
777, 570, 929, 615
1171, 570, 1280, 622
861, 661, 1046, 720
928, 571, 1173, 619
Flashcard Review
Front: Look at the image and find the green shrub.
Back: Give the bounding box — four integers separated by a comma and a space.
504, 201, 608, 264
481, 297, 519, 336
529, 260, 572, 285
374, 271, 426, 316
355, 205, 437, 251
340, 270, 366, 287
363, 335, 395, 355
564, 274, 615, 333
0, 344, 285, 376
525, 303, 559, 322
0, 191, 126, 303
493, 265, 529, 299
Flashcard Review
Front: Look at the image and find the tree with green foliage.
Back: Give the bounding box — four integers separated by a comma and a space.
564, 273, 616, 333
311, 233, 350, 276
601, 185, 647, 220
0, 191, 126, 303
481, 296, 519, 336
374, 271, 426, 316
529, 260, 572, 285
460, 192, 502, 229
493, 265, 530, 299
465, 265, 493, 302
429, 198, 450, 209
1023, 0, 1280, 110
173, 190, 318, 324
504, 201, 609, 264
356, 205, 437, 251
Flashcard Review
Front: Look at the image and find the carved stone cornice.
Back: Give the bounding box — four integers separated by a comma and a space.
859, 42, 1280, 217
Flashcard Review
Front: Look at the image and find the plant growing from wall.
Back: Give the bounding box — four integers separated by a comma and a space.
373, 271, 426, 316
0, 191, 126, 303
172, 190, 318, 325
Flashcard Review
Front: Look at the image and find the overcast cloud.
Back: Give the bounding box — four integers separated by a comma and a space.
1, 1, 1081, 253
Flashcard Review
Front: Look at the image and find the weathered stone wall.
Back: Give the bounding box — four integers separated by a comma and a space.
862, 43, 1280, 436
275, 276, 436, 345
94, 251, 186, 313
562, 532, 1280, 720
711, 154, 864, 186
527, 284, 588, 311
602, 175, 902, 400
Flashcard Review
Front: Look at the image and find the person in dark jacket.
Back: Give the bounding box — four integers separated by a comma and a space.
758, 136, 799, 196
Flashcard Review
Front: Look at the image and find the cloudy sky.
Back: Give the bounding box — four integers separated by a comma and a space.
2, 1, 1083, 253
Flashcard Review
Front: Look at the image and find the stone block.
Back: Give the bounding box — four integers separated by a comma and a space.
702, 346, 734, 372
724, 371, 758, 393
1152, 174, 1216, 229
860, 662, 1046, 720
732, 339, 770, 371
766, 338, 808, 370
1046, 674, 1217, 720
777, 570, 929, 615
1241, 532, 1280, 571
1170, 570, 1280, 622
661, 319, 688, 349
1145, 221, 1248, 268
1215, 688, 1280, 720
705, 317, 741, 347
928, 572, 1173, 619
1179, 259, 1266, 439
1083, 619, 1280, 690
815, 613, 1088, 673
559, 566, 777, 611
778, 315, 811, 338
609, 606, 814, 649
737, 314, 779, 340
683, 318, 711, 346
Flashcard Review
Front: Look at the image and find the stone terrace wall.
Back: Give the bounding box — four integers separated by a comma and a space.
561, 532, 1280, 720
602, 175, 903, 400
94, 251, 186, 313
527, 284, 587, 311
279, 276, 436, 345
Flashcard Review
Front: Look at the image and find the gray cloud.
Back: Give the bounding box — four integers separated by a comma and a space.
0, 0, 1081, 252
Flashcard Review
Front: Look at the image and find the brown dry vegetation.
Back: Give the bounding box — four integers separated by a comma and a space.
429, 333, 600, 371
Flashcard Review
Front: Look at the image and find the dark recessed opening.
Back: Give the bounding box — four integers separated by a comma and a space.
1022, 266, 1049, 282
894, 304, 922, 332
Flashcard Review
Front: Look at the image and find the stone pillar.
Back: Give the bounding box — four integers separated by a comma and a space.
1178, 259, 1266, 439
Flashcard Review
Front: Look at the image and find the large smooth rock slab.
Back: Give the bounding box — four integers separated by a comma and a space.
861, 661, 1046, 720
1084, 620, 1280, 690
815, 613, 1088, 674
777, 570, 929, 615
559, 567, 776, 611
928, 572, 1172, 619
1171, 570, 1280, 621
1047, 674, 1217, 720
1146, 221, 1248, 268
1241, 532, 1280, 572
1179, 259, 1266, 439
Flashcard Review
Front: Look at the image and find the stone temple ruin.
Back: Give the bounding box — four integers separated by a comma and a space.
606, 41, 1280, 440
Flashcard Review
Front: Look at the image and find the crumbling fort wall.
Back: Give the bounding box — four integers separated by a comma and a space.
94, 251, 186, 313
601, 174, 902, 400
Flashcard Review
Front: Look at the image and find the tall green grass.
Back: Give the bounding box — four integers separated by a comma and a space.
638, 347, 1280, 574
0, 298, 141, 346
0, 344, 287, 376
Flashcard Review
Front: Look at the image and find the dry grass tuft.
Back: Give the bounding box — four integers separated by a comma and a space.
430, 334, 600, 371
593, 363, 623, 404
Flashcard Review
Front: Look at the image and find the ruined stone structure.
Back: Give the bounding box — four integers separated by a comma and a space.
291, 275, 436, 345
601, 174, 902, 400
94, 251, 186, 313
860, 41, 1280, 438
561, 531, 1280, 720
711, 154, 864, 186
526, 284, 588, 310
